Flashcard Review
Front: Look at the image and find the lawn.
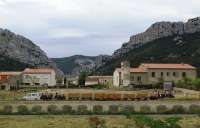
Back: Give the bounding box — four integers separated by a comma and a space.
0, 115, 134, 128
0, 115, 200, 128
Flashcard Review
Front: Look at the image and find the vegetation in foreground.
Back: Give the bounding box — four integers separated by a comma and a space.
0, 115, 200, 128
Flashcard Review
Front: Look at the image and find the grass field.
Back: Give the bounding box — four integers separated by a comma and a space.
0, 115, 135, 128
0, 115, 200, 128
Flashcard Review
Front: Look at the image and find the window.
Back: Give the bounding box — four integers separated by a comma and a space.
137, 76, 142, 82
151, 72, 155, 77
167, 72, 170, 76
173, 72, 176, 77
34, 83, 40, 86
25, 83, 30, 86
182, 72, 186, 77
32, 94, 36, 96
161, 72, 163, 77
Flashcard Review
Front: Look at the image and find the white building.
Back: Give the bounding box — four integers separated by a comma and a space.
22, 68, 56, 87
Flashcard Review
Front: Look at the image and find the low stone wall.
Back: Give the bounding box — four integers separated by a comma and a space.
0, 100, 200, 114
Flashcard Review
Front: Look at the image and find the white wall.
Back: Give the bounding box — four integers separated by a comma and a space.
22, 73, 56, 87
113, 70, 120, 87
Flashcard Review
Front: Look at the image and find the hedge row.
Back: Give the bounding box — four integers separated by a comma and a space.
1, 104, 200, 115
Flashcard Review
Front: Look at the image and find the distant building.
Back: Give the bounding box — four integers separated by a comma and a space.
113, 61, 197, 87
0, 72, 22, 90
85, 76, 113, 86
22, 68, 56, 87
65, 76, 79, 86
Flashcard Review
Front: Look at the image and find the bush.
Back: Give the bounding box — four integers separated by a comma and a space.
77, 105, 88, 114
189, 104, 200, 114
132, 115, 181, 128
17, 105, 29, 114
170, 105, 186, 114
3, 105, 13, 114
47, 105, 58, 114
93, 105, 103, 114
108, 105, 119, 114
88, 116, 106, 128
140, 105, 151, 114
31, 105, 42, 114
62, 105, 72, 114
156, 105, 168, 114
122, 105, 135, 114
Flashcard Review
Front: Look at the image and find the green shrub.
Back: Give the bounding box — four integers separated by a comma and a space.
93, 105, 103, 114
3, 105, 13, 114
108, 105, 119, 114
77, 105, 88, 114
140, 105, 151, 114
47, 105, 58, 114
189, 104, 200, 114
132, 115, 181, 128
156, 105, 168, 114
122, 105, 135, 114
170, 105, 186, 114
31, 105, 42, 114
62, 105, 72, 114
17, 105, 29, 114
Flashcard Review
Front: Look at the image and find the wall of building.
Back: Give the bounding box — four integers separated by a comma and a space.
147, 69, 197, 84
98, 77, 113, 85
113, 67, 197, 87
130, 72, 149, 85
22, 73, 56, 87
113, 71, 120, 87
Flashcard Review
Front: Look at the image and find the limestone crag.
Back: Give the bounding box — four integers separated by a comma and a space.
0, 28, 63, 76
113, 17, 200, 58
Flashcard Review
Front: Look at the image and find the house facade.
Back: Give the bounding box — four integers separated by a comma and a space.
113, 61, 197, 87
0, 72, 22, 90
85, 76, 113, 86
22, 68, 56, 87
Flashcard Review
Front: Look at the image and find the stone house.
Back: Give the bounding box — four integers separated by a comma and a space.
113, 61, 197, 87
22, 68, 56, 87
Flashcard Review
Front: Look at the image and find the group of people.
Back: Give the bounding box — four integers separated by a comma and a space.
40, 93, 66, 100
150, 90, 174, 100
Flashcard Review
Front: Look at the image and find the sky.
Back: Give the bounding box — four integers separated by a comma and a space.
0, 0, 199, 58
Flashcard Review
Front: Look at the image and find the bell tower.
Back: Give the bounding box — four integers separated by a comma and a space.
121, 61, 130, 86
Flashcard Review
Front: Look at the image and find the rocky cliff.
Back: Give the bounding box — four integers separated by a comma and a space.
113, 17, 200, 58
0, 28, 63, 76
52, 55, 111, 75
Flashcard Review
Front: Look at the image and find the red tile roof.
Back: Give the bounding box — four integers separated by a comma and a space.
23, 68, 55, 74
116, 68, 147, 73
140, 63, 196, 70
0, 72, 21, 75
115, 63, 196, 73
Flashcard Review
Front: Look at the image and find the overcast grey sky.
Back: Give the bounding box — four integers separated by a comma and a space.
0, 0, 199, 58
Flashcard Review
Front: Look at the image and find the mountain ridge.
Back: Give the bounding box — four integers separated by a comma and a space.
52, 55, 111, 75
95, 17, 200, 75
0, 28, 63, 76
113, 17, 200, 59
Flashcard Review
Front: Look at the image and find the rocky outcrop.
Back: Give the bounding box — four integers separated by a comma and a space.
0, 28, 63, 76
113, 17, 200, 58
52, 55, 111, 75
